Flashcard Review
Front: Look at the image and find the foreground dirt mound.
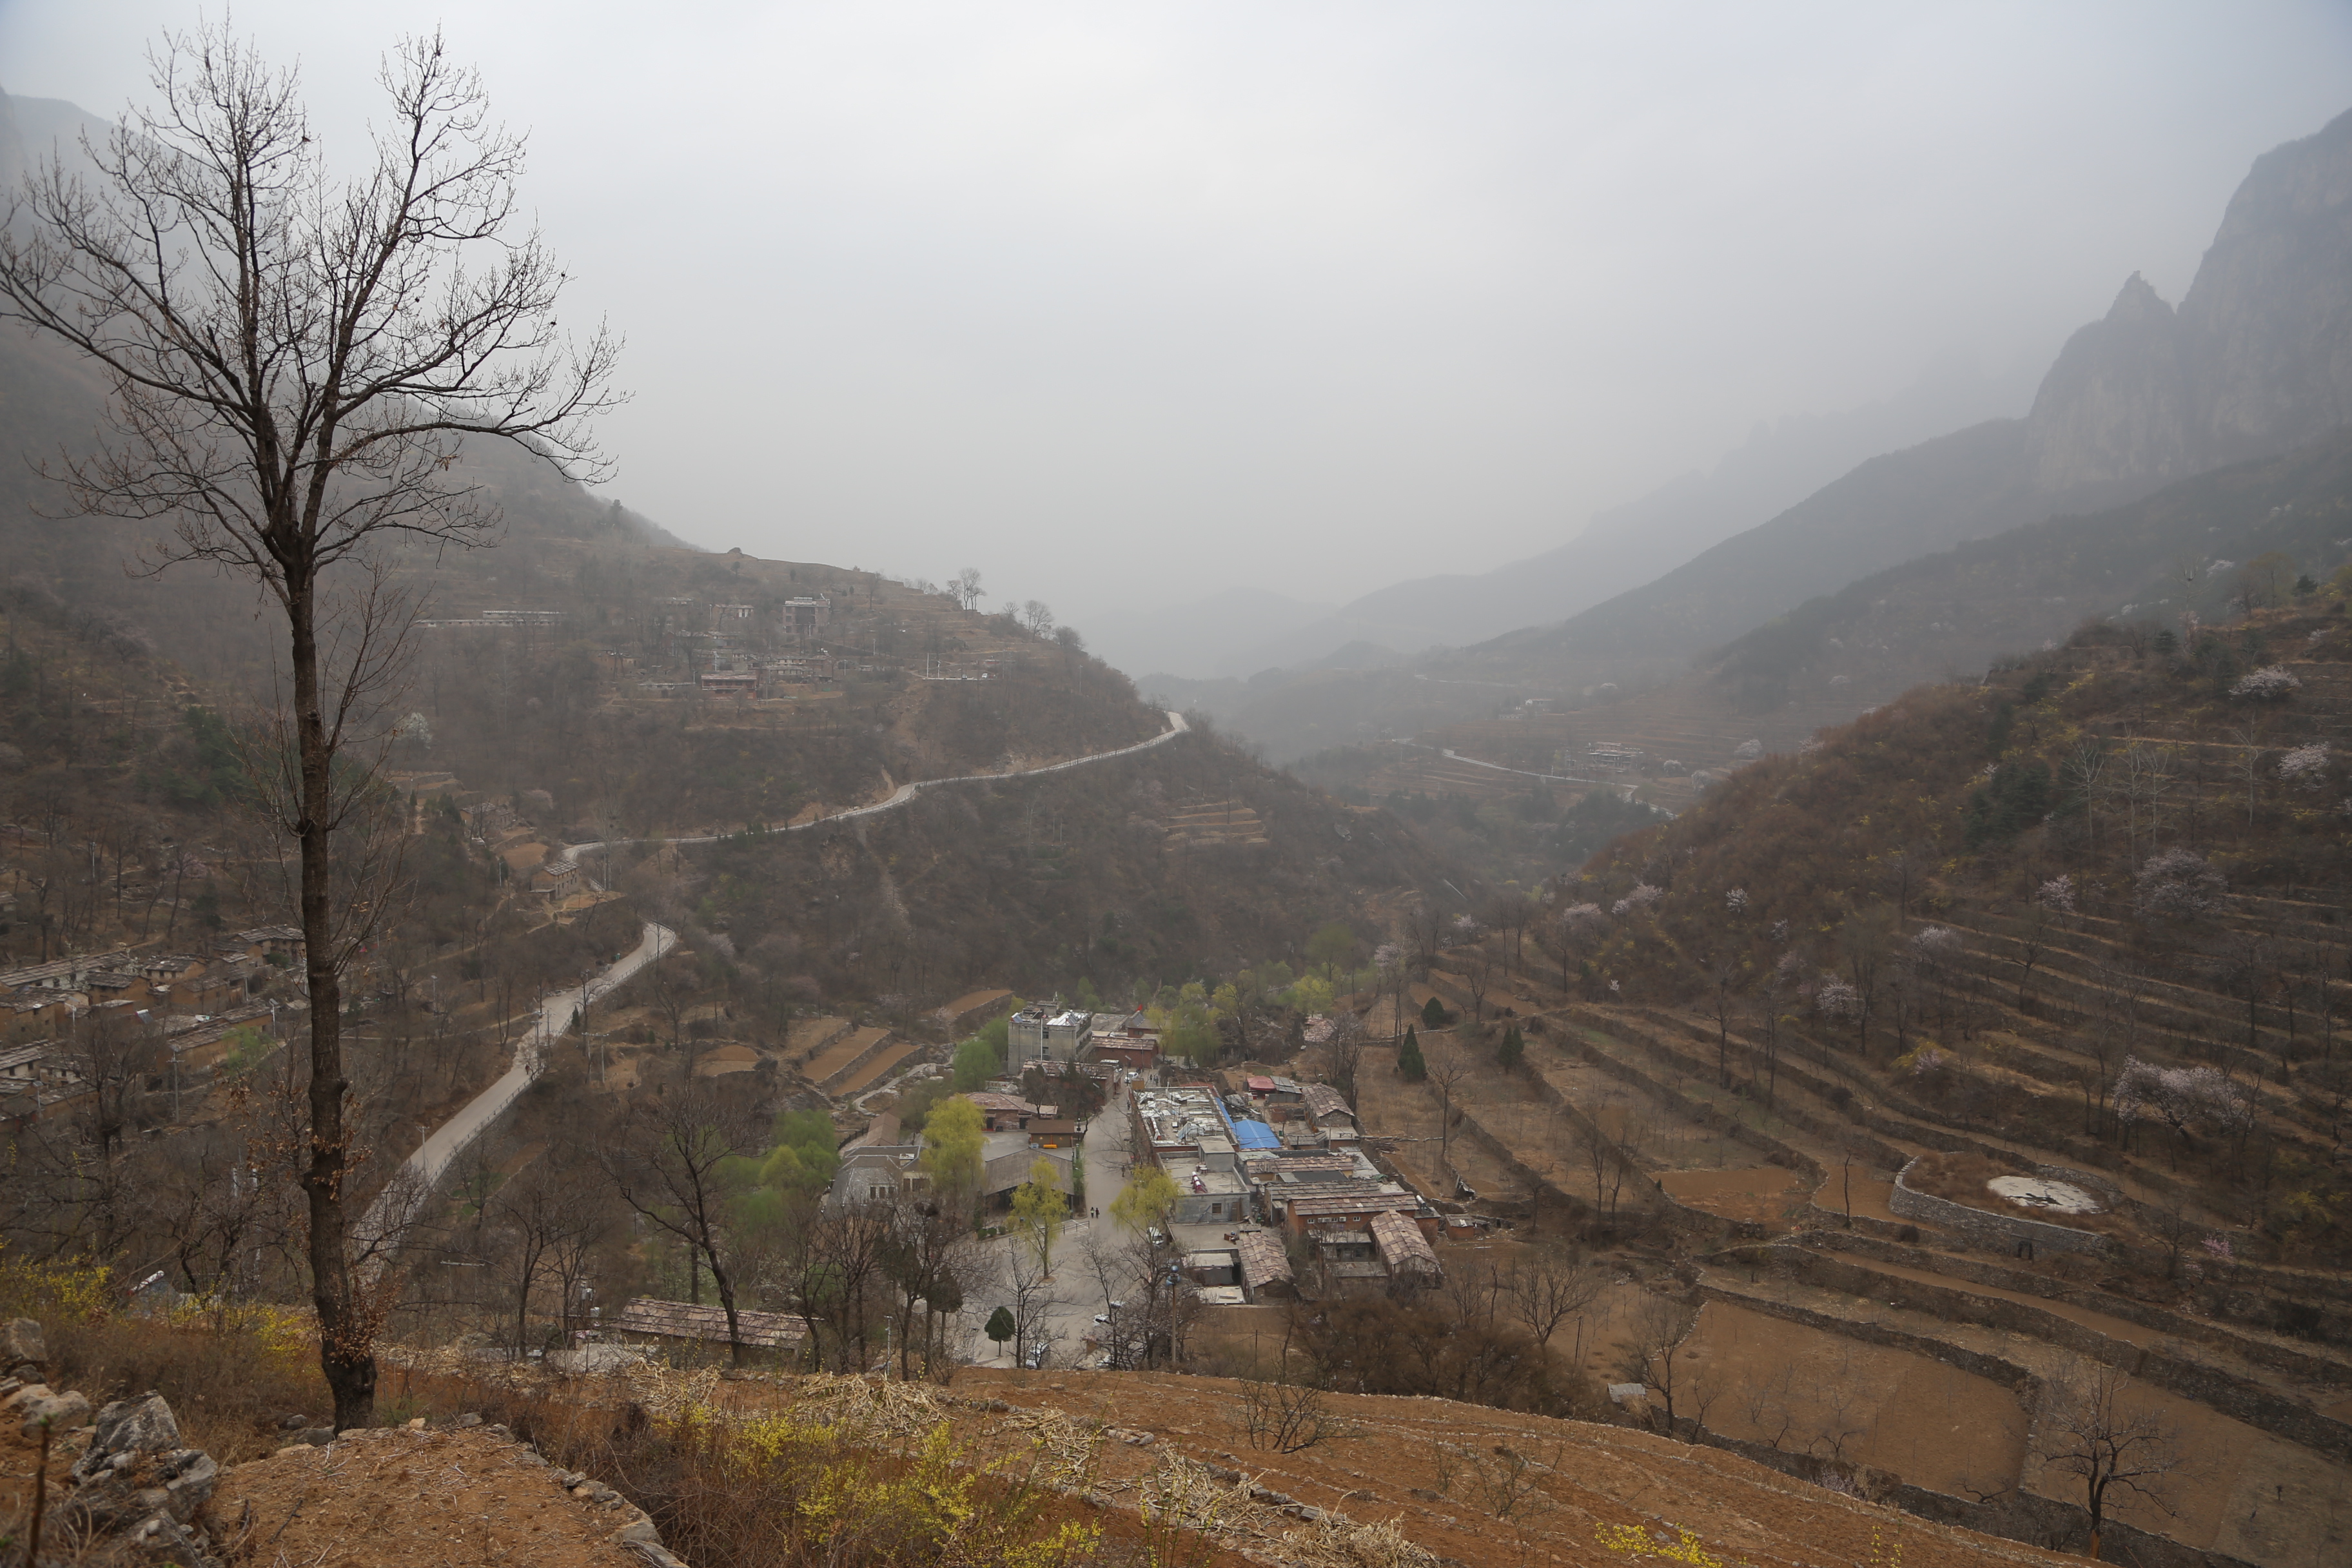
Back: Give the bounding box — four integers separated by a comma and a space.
948, 1367, 2070, 1568
215, 1422, 659, 1568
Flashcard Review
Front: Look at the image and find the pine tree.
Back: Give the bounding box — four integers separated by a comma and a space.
1398, 1026, 1427, 1080
985, 1306, 1015, 1355
1498, 1024, 1525, 1072
1422, 994, 1450, 1028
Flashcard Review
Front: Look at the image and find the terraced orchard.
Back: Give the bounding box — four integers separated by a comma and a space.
1337, 599, 2352, 1565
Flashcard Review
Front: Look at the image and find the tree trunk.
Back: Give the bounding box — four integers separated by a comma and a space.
707, 1244, 747, 1368
291, 576, 373, 1433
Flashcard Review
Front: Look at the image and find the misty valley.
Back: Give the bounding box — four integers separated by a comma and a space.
3, 17, 2351, 1568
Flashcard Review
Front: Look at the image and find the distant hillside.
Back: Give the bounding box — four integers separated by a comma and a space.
1213, 106, 2352, 764
1564, 594, 2352, 1268
1445, 106, 2352, 694
1705, 428, 2352, 718
1204, 356, 2034, 680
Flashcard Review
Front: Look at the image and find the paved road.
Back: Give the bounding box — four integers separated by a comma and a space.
966, 1073, 1150, 1369
356, 919, 675, 1251
556, 709, 1190, 870
360, 709, 1191, 1249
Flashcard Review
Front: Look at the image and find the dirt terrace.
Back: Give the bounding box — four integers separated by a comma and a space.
214, 1422, 648, 1568
946, 1366, 2073, 1568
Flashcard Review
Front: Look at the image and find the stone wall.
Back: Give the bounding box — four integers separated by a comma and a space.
1808, 1230, 2352, 1394
1707, 1244, 2352, 1467
1685, 1423, 2257, 1568
1888, 1157, 2109, 1255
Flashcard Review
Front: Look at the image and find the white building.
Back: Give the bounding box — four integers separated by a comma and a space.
1008, 1004, 1093, 1068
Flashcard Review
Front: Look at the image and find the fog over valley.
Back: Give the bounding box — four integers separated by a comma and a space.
8, 10, 2352, 1568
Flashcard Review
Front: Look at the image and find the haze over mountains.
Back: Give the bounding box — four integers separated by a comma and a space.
1153, 104, 2352, 763
1092, 353, 2035, 681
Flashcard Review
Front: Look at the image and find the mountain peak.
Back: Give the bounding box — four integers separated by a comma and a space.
2105, 270, 2174, 324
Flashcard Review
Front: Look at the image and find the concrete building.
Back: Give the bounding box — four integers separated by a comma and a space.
982, 1137, 1072, 1208
781, 596, 832, 637
1008, 1004, 1092, 1068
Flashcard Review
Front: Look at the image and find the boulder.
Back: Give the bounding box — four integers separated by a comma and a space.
1, 1316, 46, 1377
8, 1382, 92, 1436
72, 1392, 183, 1482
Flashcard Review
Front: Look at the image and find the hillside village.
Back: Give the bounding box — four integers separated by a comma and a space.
8, 26, 2352, 1568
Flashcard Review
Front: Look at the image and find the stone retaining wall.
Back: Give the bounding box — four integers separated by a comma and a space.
1889, 1157, 2109, 1255
1707, 1245, 2352, 1467
1807, 1231, 2352, 1393
1684, 1423, 2255, 1568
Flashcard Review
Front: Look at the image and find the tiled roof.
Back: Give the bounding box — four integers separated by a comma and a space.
1369, 1209, 1440, 1273
1233, 1230, 1293, 1290
614, 1297, 805, 1348
1300, 1083, 1353, 1122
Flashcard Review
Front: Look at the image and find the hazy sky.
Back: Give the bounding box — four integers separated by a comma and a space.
5, 3, 2351, 621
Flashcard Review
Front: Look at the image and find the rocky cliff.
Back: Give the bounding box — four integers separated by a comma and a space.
1414, 103, 2352, 697
2027, 107, 2352, 493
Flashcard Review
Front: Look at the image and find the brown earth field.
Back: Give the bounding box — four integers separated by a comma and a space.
1660, 1166, 1806, 1226
1353, 1041, 1533, 1206
944, 1366, 2079, 1568
1681, 1298, 2351, 1565
1681, 1298, 2030, 1502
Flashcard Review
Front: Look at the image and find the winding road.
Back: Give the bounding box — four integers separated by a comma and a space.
360, 707, 1193, 1245
555, 709, 1190, 868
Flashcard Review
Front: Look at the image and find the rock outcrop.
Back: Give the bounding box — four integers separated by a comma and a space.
2026, 108, 2352, 493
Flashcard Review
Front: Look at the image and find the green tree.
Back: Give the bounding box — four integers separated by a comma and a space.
975, 1012, 1013, 1063
1497, 1024, 1525, 1072
1397, 1025, 1426, 1081
1290, 974, 1336, 1017
952, 1037, 1000, 1091
1164, 1010, 1219, 1066
1422, 994, 1451, 1029
1112, 1166, 1181, 1236
1307, 920, 1358, 974
921, 1096, 986, 1209
1010, 1158, 1069, 1276
758, 1108, 840, 1192
985, 1305, 1015, 1357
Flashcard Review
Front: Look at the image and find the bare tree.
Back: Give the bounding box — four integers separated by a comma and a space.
2034, 1360, 2183, 1560
952, 567, 984, 612
2226, 726, 2268, 828
1707, 956, 1739, 1088
1502, 1244, 1604, 1361
487, 1151, 604, 1359
1460, 943, 1498, 1022
1240, 1333, 1351, 1455
598, 1074, 760, 1365
1618, 1292, 1701, 1440
0, 26, 619, 1429
1424, 1033, 1476, 1180
2059, 740, 2108, 864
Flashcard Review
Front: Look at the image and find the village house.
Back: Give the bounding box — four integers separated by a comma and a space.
613, 1297, 805, 1364
981, 1136, 1072, 1208
696, 669, 760, 699
825, 1142, 928, 1211
780, 595, 832, 638
959, 1091, 1057, 1133
1086, 1010, 1161, 1072
1024, 1117, 1079, 1150
1300, 1083, 1359, 1140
